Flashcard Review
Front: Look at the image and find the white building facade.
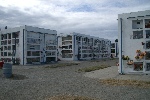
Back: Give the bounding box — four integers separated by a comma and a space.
58, 32, 111, 61
118, 10, 150, 74
0, 25, 57, 65
111, 39, 119, 58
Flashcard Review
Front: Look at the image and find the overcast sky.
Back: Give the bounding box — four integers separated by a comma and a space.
0, 0, 150, 42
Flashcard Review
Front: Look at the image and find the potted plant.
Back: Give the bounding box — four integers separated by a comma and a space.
141, 42, 145, 45
122, 55, 130, 60
127, 60, 133, 65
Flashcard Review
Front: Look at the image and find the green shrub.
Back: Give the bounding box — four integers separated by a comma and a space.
78, 65, 109, 72
45, 63, 79, 68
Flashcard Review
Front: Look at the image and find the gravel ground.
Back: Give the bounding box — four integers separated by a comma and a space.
0, 59, 150, 100
84, 66, 150, 81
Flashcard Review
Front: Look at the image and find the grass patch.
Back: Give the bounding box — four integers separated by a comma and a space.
110, 58, 115, 60
100, 79, 150, 88
78, 65, 110, 72
103, 59, 106, 61
8, 74, 28, 80
47, 95, 97, 100
90, 60, 100, 62
45, 63, 79, 68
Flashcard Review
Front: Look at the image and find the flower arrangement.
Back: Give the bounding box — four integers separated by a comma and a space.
122, 55, 130, 60
135, 50, 146, 60
134, 63, 143, 71
16, 58, 20, 64
145, 21, 150, 28
127, 60, 133, 65
16, 58, 20, 61
7, 58, 11, 62
141, 42, 145, 45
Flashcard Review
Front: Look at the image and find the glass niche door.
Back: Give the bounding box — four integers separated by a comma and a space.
145, 62, 150, 72
145, 51, 150, 72
133, 62, 143, 72
144, 47, 150, 72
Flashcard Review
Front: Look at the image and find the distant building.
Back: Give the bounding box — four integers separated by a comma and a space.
118, 10, 150, 74
0, 25, 57, 65
58, 32, 111, 61
111, 39, 119, 58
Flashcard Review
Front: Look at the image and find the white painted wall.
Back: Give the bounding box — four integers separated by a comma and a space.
0, 25, 57, 65
58, 33, 111, 61
118, 10, 150, 74
111, 41, 119, 58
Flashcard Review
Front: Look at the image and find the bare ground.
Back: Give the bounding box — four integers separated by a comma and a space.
0, 58, 150, 100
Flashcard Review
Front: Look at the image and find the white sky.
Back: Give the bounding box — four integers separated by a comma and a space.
0, 0, 150, 42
